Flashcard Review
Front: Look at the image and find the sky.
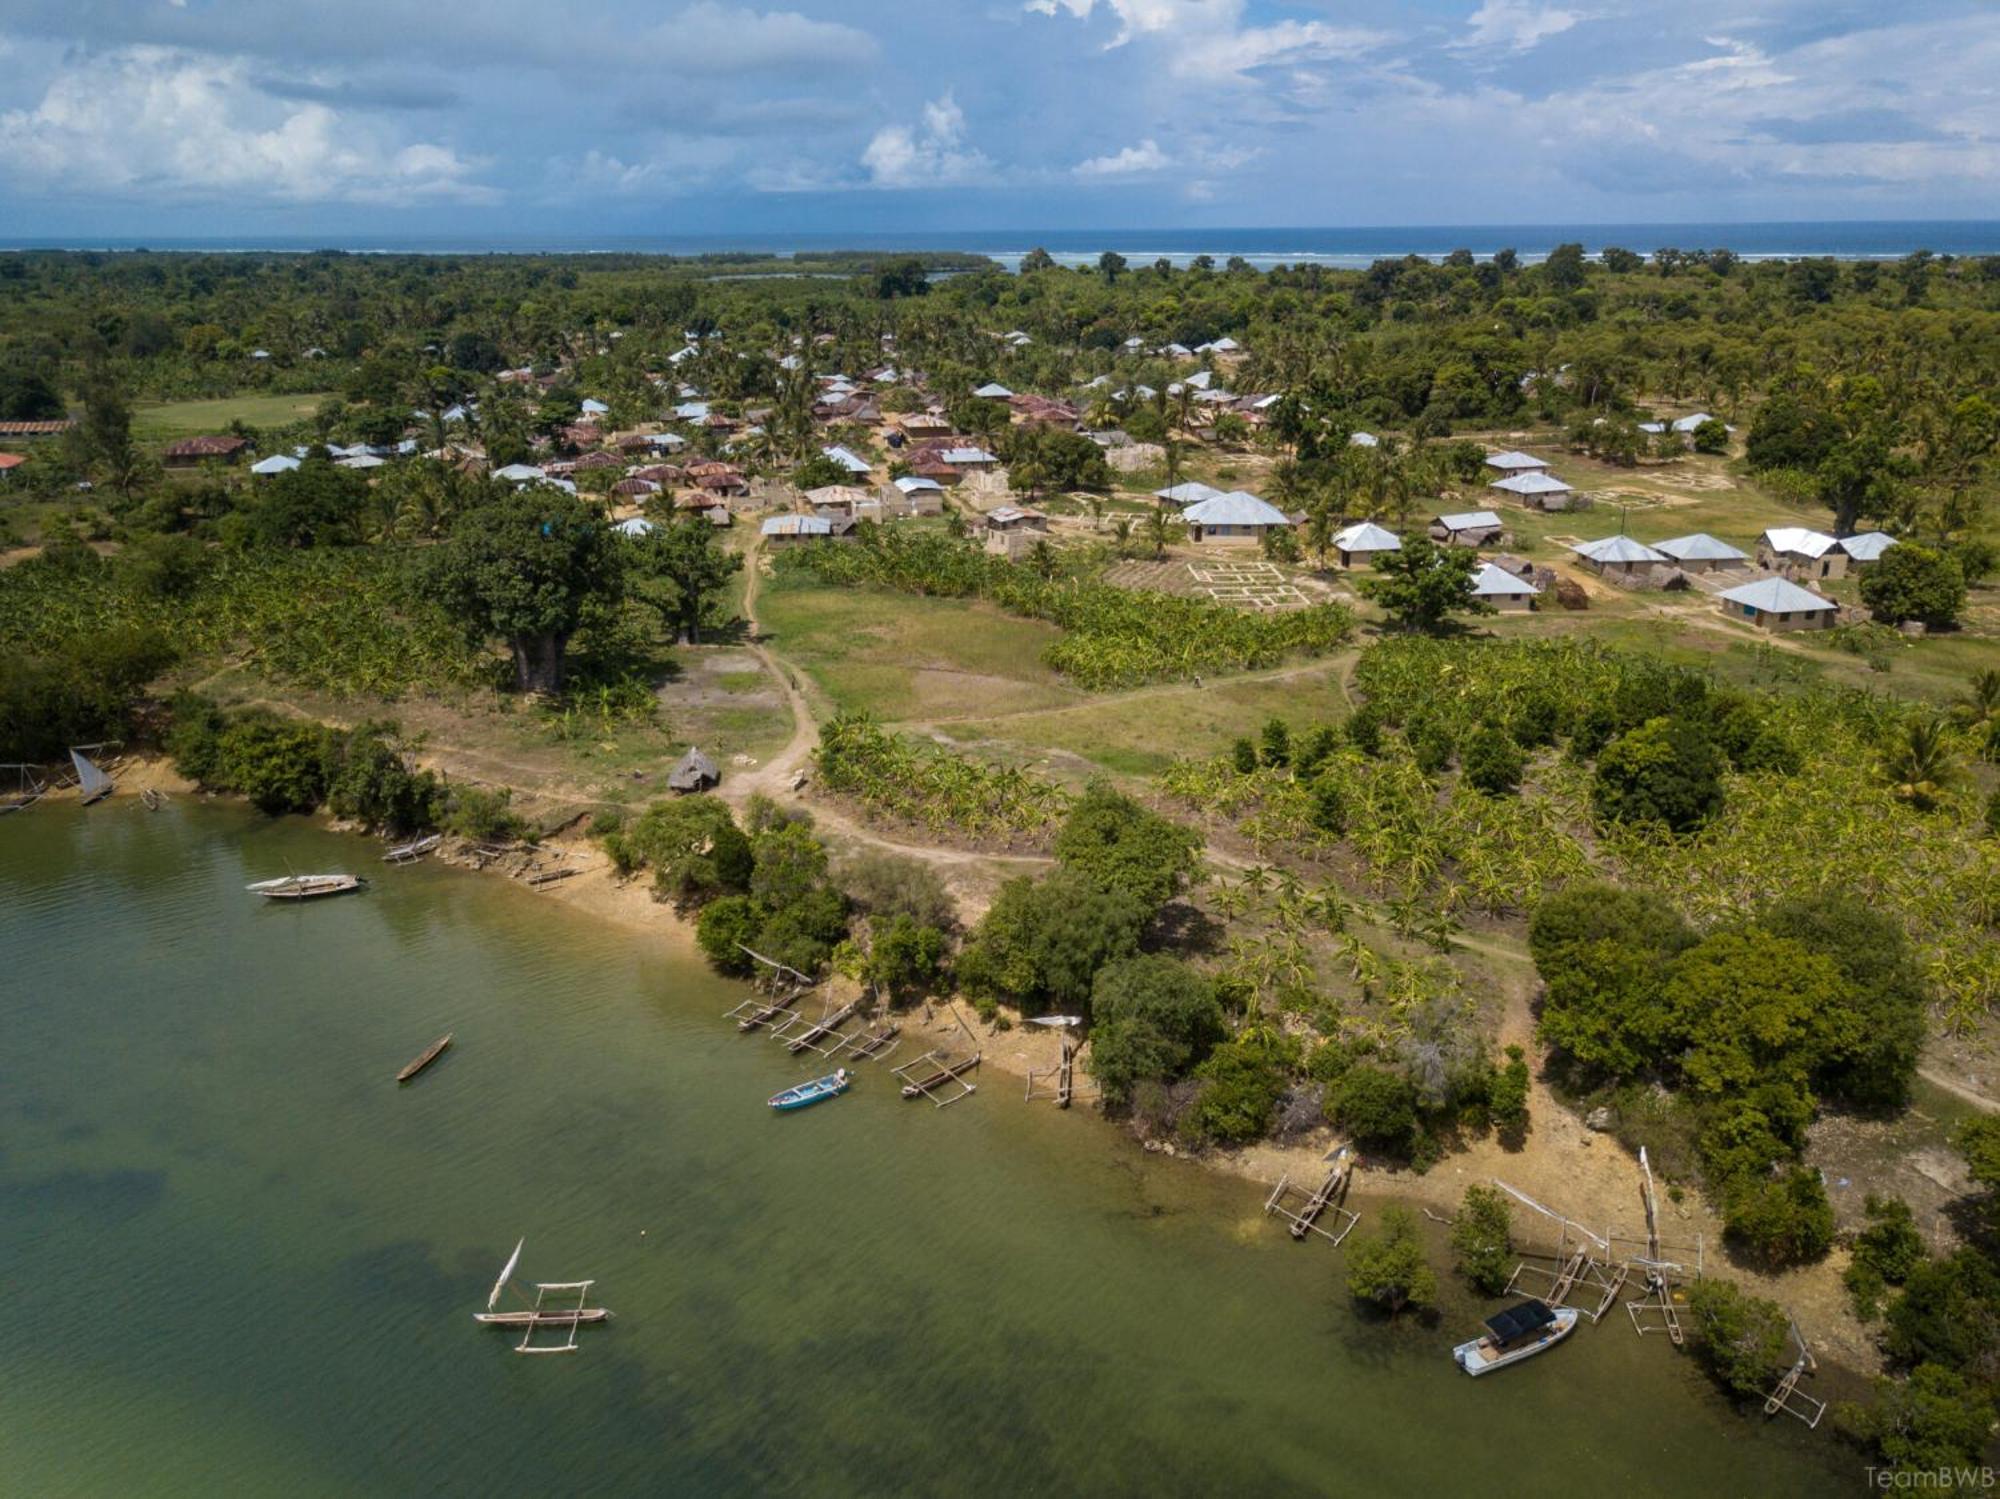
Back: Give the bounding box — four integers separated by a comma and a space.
1, 0, 1998, 237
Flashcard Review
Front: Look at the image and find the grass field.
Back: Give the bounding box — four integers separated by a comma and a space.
132, 392, 335, 441
756, 581, 1081, 720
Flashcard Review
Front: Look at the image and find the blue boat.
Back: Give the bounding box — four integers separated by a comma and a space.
769, 1068, 851, 1112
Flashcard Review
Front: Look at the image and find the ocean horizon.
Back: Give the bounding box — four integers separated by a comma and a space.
4, 219, 1999, 270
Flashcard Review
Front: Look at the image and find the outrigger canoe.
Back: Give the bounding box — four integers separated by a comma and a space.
246, 874, 365, 901
769, 1069, 851, 1112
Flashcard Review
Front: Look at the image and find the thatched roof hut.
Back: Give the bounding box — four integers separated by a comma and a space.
668, 747, 720, 793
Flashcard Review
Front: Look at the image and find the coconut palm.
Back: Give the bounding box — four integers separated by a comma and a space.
1881, 714, 1957, 811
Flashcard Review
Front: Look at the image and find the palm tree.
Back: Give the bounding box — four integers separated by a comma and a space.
1881, 714, 1957, 811
1953, 670, 2000, 760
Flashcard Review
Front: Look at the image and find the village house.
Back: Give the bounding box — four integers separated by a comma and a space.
972, 382, 1013, 400
1838, 531, 1900, 567
163, 434, 250, 468
805, 485, 881, 523
1429, 509, 1504, 548
1653, 533, 1749, 572
936, 444, 999, 475
821, 444, 873, 477
0, 452, 25, 480
983, 506, 1049, 558
249, 454, 299, 477
1154, 480, 1223, 509
894, 411, 954, 441
0, 419, 74, 442
1328, 521, 1402, 569
1570, 534, 1670, 581
1471, 561, 1540, 612
1181, 490, 1292, 543
888, 476, 945, 516
1489, 471, 1576, 511
1760, 527, 1848, 580
1484, 450, 1548, 477
1718, 576, 1840, 632
761, 514, 845, 547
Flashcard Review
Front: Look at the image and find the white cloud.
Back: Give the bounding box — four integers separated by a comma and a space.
0, 46, 490, 204
860, 91, 992, 187
648, 4, 878, 73
1454, 1, 1586, 54
1074, 138, 1170, 176
1026, 0, 1389, 79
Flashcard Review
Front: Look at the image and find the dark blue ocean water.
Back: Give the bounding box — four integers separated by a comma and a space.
3, 221, 1997, 269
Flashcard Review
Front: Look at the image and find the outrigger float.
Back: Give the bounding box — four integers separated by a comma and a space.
1453, 1298, 1579, 1376
474, 1239, 610, 1354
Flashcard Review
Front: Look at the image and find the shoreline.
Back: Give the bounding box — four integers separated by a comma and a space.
79, 757, 1892, 1387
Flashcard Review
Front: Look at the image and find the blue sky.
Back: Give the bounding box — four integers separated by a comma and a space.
1, 0, 1997, 235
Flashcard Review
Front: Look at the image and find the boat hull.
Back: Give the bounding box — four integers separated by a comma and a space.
769, 1070, 851, 1111
474, 1310, 612, 1327
1454, 1307, 1579, 1375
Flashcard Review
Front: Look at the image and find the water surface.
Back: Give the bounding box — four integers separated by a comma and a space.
0, 802, 1847, 1496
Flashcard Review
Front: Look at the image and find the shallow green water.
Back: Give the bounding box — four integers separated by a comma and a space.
1, 802, 1848, 1497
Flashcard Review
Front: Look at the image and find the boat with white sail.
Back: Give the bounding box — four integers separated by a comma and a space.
474, 1239, 610, 1354
68, 747, 114, 806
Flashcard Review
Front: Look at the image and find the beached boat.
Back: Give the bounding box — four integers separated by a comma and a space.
246, 874, 366, 901
769, 1068, 851, 1112
396, 1033, 453, 1083
69, 747, 114, 806
1453, 1299, 1579, 1376
474, 1239, 610, 1354
383, 834, 441, 864
0, 764, 46, 815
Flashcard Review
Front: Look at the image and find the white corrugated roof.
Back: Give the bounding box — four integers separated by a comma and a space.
1156, 481, 1223, 505
1838, 531, 1899, 561
972, 382, 1013, 398
940, 446, 996, 465
1763, 526, 1839, 558
1436, 510, 1501, 531
894, 475, 943, 493
1655, 532, 1748, 563
1484, 450, 1545, 471
1330, 521, 1401, 552
493, 463, 545, 482
762, 515, 833, 537
1719, 577, 1837, 613
1490, 472, 1572, 495
1572, 535, 1669, 565
822, 445, 871, 473
250, 454, 299, 475
1183, 491, 1290, 527
1471, 562, 1539, 596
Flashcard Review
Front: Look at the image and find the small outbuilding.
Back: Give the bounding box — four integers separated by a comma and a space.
1429, 510, 1504, 548
668, 747, 720, 793
761, 514, 835, 547
1718, 576, 1839, 632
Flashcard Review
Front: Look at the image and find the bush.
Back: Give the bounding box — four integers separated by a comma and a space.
173, 708, 333, 815
957, 871, 1148, 1017
1592, 715, 1725, 832
1461, 725, 1524, 795
863, 914, 950, 1003
1687, 1278, 1793, 1398
1183, 1033, 1297, 1145
1724, 1166, 1836, 1266
619, 798, 753, 909
696, 895, 764, 975
1861, 543, 1967, 629
1086, 955, 1226, 1107
444, 786, 526, 843
1450, 1185, 1514, 1295
1489, 1045, 1530, 1134
1053, 782, 1202, 909
838, 852, 956, 931
1841, 1364, 1995, 1476
326, 723, 445, 835
1845, 1196, 1926, 1319
1346, 1205, 1437, 1314
1331, 1064, 1419, 1150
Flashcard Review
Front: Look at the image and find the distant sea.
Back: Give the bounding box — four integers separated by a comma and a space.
4, 221, 1999, 270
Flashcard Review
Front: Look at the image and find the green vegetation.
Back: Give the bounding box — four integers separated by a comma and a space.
1345, 1206, 1437, 1316
1449, 1185, 1514, 1296
813, 714, 1070, 845
776, 528, 1353, 690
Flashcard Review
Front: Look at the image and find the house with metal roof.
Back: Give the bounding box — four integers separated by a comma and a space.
1182, 490, 1292, 541
1349, 431, 1379, 448
1489, 471, 1575, 511
1155, 480, 1223, 508
1653, 533, 1749, 572
1429, 510, 1504, 548
1329, 521, 1402, 569
250, 454, 301, 477
1760, 526, 1847, 580
492, 463, 547, 484
1838, 531, 1900, 565
1471, 561, 1540, 611
972, 382, 1013, 399
938, 446, 998, 469
761, 514, 836, 546
1484, 450, 1548, 474
1570, 535, 1669, 579
613, 517, 657, 538
1718, 576, 1839, 632
821, 444, 872, 476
